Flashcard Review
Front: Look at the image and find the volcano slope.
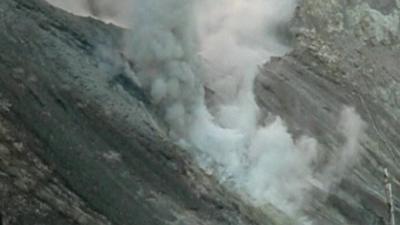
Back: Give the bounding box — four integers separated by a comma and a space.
256, 1, 400, 224
0, 0, 399, 225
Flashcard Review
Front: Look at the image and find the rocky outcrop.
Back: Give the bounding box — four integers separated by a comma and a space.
256, 0, 400, 224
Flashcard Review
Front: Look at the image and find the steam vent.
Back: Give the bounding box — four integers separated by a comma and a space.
0, 0, 399, 224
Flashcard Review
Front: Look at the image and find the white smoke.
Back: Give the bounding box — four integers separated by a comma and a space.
46, 0, 367, 220
45, 0, 90, 16
45, 0, 131, 26
124, 0, 205, 140
319, 107, 367, 190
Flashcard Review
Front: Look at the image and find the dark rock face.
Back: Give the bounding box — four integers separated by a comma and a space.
0, 0, 399, 225
0, 0, 275, 224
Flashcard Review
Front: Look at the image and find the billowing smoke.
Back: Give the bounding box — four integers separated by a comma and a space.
47, 0, 367, 220
125, 0, 366, 216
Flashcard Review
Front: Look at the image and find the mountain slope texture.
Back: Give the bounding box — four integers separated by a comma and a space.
0, 0, 399, 225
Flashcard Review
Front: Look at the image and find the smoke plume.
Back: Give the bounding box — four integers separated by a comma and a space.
46, 0, 132, 26
47, 0, 367, 220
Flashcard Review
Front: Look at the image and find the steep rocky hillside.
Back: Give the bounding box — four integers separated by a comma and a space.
256, 1, 400, 224
0, 0, 399, 225
0, 0, 277, 224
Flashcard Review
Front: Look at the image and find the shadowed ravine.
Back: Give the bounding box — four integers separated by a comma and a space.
0, 0, 399, 225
